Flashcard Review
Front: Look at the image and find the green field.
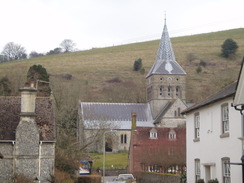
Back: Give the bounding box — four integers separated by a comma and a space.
0, 28, 244, 103
89, 152, 128, 170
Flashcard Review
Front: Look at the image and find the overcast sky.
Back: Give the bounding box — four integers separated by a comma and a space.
0, 0, 243, 54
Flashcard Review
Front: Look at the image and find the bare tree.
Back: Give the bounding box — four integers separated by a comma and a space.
60, 39, 76, 53
1, 42, 27, 61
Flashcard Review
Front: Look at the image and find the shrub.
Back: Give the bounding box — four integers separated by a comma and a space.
208, 178, 219, 183
197, 179, 205, 183
133, 58, 142, 71
0, 76, 11, 95
186, 53, 198, 63
221, 38, 238, 58
196, 66, 202, 73
199, 60, 207, 67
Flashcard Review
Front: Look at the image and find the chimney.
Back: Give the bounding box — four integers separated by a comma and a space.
19, 82, 37, 120
131, 112, 137, 131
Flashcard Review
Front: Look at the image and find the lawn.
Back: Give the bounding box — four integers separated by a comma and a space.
89, 152, 128, 170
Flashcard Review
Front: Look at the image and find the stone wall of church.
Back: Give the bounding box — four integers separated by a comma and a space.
84, 129, 131, 153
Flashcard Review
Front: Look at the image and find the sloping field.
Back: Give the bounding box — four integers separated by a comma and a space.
0, 28, 243, 103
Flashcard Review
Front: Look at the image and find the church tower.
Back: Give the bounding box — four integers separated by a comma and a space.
146, 21, 186, 119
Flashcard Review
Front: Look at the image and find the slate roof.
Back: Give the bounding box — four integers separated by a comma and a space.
146, 23, 186, 78
133, 127, 186, 144
80, 102, 154, 130
0, 96, 55, 141
182, 82, 237, 114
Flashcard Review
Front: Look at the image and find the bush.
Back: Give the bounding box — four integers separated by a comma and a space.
221, 38, 238, 58
196, 66, 202, 73
208, 178, 219, 183
133, 58, 142, 71
186, 53, 198, 63
197, 179, 205, 183
199, 60, 207, 67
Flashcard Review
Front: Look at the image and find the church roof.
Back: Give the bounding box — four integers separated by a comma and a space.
146, 23, 186, 78
80, 102, 154, 130
0, 96, 55, 141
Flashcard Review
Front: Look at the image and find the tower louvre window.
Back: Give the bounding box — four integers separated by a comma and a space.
159, 86, 163, 96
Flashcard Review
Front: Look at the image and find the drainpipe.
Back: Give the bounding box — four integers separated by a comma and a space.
12, 141, 15, 176
38, 141, 42, 183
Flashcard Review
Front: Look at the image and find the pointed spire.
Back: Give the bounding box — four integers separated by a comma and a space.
156, 20, 175, 62
146, 20, 186, 78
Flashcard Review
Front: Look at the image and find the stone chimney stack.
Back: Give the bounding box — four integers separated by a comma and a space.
131, 112, 137, 131
19, 82, 37, 120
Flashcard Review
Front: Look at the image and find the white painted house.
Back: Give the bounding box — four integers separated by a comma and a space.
183, 82, 243, 183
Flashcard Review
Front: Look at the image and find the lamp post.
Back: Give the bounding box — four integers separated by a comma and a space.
103, 130, 117, 183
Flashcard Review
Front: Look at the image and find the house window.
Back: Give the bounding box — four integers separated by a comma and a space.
222, 157, 231, 183
120, 134, 127, 144
194, 113, 200, 140
222, 104, 229, 134
168, 147, 175, 156
150, 128, 157, 139
178, 107, 181, 117
169, 129, 176, 140
195, 159, 201, 182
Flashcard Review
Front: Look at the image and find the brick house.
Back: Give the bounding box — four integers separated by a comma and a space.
0, 82, 55, 182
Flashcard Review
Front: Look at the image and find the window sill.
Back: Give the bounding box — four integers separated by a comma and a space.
193, 138, 200, 142
220, 133, 229, 138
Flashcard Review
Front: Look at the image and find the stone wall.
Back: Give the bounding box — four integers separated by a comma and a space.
140, 172, 180, 183
0, 141, 55, 183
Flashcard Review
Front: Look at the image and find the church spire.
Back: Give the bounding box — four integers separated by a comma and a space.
146, 20, 186, 78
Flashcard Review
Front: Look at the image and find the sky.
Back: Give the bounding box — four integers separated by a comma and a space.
0, 0, 243, 54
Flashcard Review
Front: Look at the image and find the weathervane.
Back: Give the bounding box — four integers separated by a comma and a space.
164, 11, 167, 25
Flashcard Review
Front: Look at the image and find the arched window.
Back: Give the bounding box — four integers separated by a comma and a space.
120, 134, 127, 144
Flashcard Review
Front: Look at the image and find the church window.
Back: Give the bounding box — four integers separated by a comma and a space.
176, 86, 180, 97
159, 86, 163, 96
168, 86, 172, 97
178, 108, 181, 116
120, 134, 127, 144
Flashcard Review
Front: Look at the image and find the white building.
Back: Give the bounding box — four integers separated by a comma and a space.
183, 82, 243, 183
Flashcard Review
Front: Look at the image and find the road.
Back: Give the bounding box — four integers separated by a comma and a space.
103, 176, 117, 183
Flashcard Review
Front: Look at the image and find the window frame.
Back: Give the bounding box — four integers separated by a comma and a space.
150, 128, 158, 139
195, 159, 201, 182
221, 103, 229, 134
194, 113, 200, 141
222, 157, 231, 183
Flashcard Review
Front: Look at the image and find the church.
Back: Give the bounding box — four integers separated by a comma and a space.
77, 21, 187, 153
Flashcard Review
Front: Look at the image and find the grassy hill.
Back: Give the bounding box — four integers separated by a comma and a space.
0, 28, 244, 104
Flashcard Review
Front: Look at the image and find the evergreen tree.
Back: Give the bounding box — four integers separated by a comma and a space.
221, 38, 238, 58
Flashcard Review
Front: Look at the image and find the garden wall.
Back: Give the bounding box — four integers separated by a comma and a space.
140, 172, 180, 183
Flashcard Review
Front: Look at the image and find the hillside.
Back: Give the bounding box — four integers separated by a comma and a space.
0, 28, 244, 104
